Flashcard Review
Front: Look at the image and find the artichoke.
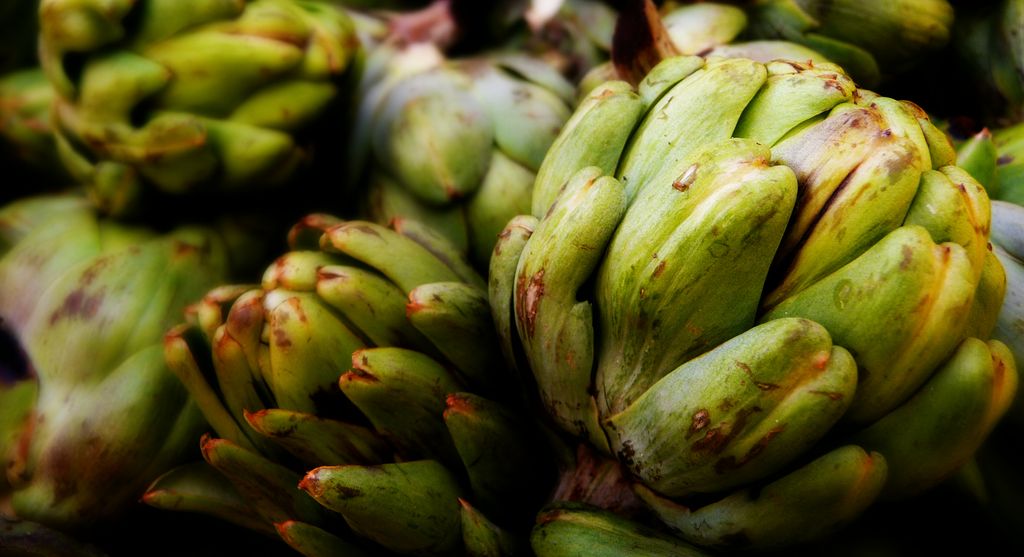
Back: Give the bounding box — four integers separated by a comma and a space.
37, 0, 362, 216
990, 200, 1024, 422
144, 215, 550, 556
350, 40, 576, 267
0, 68, 68, 203
0, 0, 40, 74
742, 0, 955, 86
0, 194, 231, 530
950, 0, 1024, 124
490, 53, 1018, 550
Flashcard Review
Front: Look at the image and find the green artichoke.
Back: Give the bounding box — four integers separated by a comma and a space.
950, 0, 1024, 124
144, 215, 550, 556
350, 41, 576, 267
0, 0, 40, 74
37, 0, 362, 216
0, 68, 68, 202
0, 194, 231, 530
491, 53, 1017, 550
990, 200, 1024, 422
742, 0, 955, 86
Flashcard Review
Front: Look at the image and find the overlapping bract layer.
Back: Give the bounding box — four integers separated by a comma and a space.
38, 0, 361, 215
147, 215, 547, 556
491, 54, 1017, 550
351, 42, 575, 266
0, 194, 230, 529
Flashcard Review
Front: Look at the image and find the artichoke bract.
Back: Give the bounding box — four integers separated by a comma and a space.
350, 41, 575, 267
145, 215, 550, 556
490, 53, 1018, 550
0, 194, 231, 530
37, 0, 361, 216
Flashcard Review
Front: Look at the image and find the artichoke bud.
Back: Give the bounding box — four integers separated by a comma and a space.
299, 460, 465, 557
604, 318, 857, 497
636, 445, 887, 550
853, 338, 1018, 500
764, 225, 978, 424
595, 138, 797, 415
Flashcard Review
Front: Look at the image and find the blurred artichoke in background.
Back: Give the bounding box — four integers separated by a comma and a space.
0, 0, 40, 75
37, 0, 362, 217
490, 46, 1017, 550
350, 40, 576, 267
0, 68, 68, 200
144, 215, 550, 556
0, 194, 232, 530
990, 201, 1024, 422
741, 0, 955, 86
950, 0, 1023, 125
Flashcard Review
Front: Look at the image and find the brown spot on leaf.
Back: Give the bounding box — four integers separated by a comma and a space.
49, 289, 103, 325
272, 327, 292, 348
714, 426, 785, 474
652, 261, 667, 278
515, 268, 546, 338
810, 390, 845, 401
617, 440, 637, 468
690, 409, 710, 435
900, 245, 914, 270
691, 406, 761, 454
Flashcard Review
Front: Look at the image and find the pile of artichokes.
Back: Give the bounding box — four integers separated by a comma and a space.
1, 0, 1022, 556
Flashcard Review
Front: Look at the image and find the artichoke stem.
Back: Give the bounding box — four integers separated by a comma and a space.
550, 443, 644, 518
